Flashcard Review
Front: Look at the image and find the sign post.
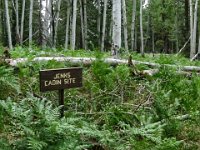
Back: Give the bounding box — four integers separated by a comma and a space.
59, 89, 64, 117
39, 67, 83, 117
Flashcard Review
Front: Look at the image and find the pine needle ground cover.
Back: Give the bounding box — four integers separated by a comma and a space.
0, 49, 200, 150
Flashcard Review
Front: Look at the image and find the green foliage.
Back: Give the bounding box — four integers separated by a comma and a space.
1, 51, 200, 149
0, 96, 113, 150
0, 66, 20, 99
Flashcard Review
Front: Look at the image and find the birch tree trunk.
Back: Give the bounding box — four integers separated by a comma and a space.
140, 0, 144, 56
101, 0, 108, 52
198, 36, 200, 55
5, 0, 13, 49
131, 0, 136, 51
20, 0, 25, 45
43, 0, 52, 47
97, 0, 101, 46
83, 0, 88, 50
122, 0, 128, 51
29, 0, 34, 49
15, 0, 20, 44
190, 0, 199, 59
54, 0, 62, 48
112, 0, 121, 56
65, 0, 71, 50
71, 0, 77, 50
79, 0, 85, 48
189, 0, 194, 58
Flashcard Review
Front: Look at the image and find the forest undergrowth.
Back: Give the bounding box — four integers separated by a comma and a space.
0, 47, 200, 150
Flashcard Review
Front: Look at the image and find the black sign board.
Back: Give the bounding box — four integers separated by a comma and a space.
39, 67, 83, 117
40, 68, 82, 92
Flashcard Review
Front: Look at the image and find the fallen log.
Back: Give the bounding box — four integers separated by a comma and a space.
5, 56, 200, 72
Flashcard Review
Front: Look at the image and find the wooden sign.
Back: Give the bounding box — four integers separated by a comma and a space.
40, 67, 83, 117
39, 68, 82, 92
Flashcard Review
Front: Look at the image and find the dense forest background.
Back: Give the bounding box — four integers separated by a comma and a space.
0, 0, 198, 58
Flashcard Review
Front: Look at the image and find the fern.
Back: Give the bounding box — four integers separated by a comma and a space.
0, 66, 20, 99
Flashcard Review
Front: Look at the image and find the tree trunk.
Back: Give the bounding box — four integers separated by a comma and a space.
189, 0, 194, 58
83, 0, 88, 50
140, 0, 144, 56
43, 0, 53, 47
101, 0, 108, 52
71, 0, 77, 50
122, 0, 128, 51
7, 57, 200, 73
175, 1, 179, 53
190, 0, 199, 59
5, 0, 13, 49
20, 0, 25, 45
79, 0, 85, 49
29, 0, 34, 49
65, 0, 71, 50
131, 0, 136, 51
15, 0, 20, 44
54, 0, 62, 48
97, 0, 101, 46
198, 36, 200, 54
112, 0, 121, 56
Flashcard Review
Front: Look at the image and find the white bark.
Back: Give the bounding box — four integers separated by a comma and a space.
198, 36, 200, 54
5, 0, 13, 49
43, 0, 52, 47
112, 0, 122, 55
15, 0, 20, 43
189, 0, 194, 58
131, 0, 136, 50
6, 57, 200, 72
20, 0, 25, 45
83, 0, 88, 50
122, 0, 128, 50
101, 0, 108, 52
97, 0, 101, 46
191, 35, 200, 61
190, 0, 199, 59
140, 0, 144, 56
65, 0, 71, 50
54, 0, 62, 48
79, 0, 85, 48
29, 0, 34, 49
71, 0, 78, 50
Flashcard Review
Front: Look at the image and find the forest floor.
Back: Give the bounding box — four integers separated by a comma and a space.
0, 47, 200, 150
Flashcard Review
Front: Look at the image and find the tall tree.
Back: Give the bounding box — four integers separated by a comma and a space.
5, 0, 13, 49
53, 0, 62, 48
101, 0, 108, 52
83, 0, 88, 50
131, 0, 136, 51
190, 0, 199, 59
140, 0, 144, 56
20, 0, 25, 45
65, 0, 71, 50
71, 0, 78, 50
112, 0, 121, 56
122, 0, 128, 51
29, 0, 34, 49
189, 0, 194, 58
97, 0, 101, 46
15, 0, 20, 44
80, 0, 85, 48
